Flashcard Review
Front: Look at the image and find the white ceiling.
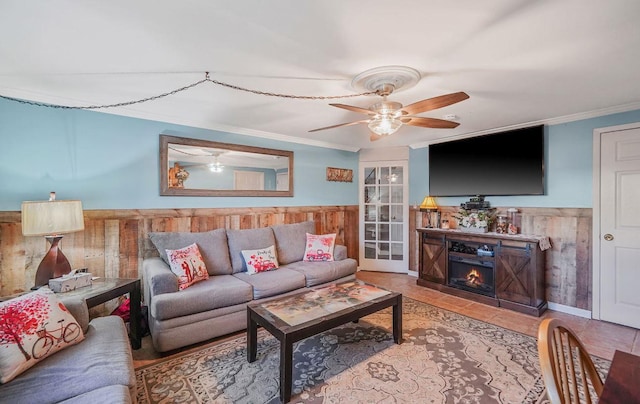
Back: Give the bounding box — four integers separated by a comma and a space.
2, 1, 640, 152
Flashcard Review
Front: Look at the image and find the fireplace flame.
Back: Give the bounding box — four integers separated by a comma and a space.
466, 268, 483, 286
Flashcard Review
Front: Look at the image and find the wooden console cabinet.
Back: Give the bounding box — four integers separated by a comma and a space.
417, 228, 547, 316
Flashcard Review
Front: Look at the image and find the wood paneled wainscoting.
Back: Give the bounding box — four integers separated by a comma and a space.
0, 205, 359, 297
410, 206, 593, 311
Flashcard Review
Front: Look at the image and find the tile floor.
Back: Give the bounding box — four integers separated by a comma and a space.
133, 270, 640, 367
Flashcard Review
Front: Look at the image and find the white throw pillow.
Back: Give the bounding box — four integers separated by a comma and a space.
0, 289, 85, 383
241, 245, 279, 274
303, 233, 336, 262
166, 243, 209, 290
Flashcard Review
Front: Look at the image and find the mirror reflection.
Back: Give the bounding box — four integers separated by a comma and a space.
160, 135, 293, 197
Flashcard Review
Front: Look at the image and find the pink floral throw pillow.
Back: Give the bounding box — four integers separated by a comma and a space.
241, 245, 279, 275
0, 289, 85, 383
166, 243, 209, 290
303, 233, 336, 262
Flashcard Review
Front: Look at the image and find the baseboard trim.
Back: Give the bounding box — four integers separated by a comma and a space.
547, 302, 592, 319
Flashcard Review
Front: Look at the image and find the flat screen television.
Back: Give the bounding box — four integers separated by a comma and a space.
428, 125, 544, 196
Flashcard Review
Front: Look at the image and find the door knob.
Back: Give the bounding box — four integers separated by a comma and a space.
604, 234, 614, 241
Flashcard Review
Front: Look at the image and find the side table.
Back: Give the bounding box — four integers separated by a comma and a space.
57, 278, 142, 350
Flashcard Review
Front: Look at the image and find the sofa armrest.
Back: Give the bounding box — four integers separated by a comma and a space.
334, 245, 348, 261
142, 257, 179, 300
58, 295, 90, 334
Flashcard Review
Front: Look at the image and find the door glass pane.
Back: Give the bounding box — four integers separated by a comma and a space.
378, 243, 389, 259
391, 243, 403, 260
390, 186, 403, 203
364, 242, 376, 259
379, 186, 389, 203
364, 223, 376, 241
390, 223, 403, 242
380, 167, 389, 184
364, 205, 377, 222
390, 166, 403, 183
390, 205, 403, 222
378, 224, 389, 241
364, 167, 376, 185
364, 186, 377, 203
379, 205, 389, 222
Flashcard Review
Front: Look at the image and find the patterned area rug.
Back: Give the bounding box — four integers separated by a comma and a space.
135, 298, 610, 403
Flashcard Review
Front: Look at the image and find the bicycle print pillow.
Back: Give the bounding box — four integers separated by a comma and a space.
303, 233, 336, 262
0, 288, 85, 383
166, 243, 209, 290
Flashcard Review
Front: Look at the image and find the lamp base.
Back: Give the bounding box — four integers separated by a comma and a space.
34, 235, 72, 288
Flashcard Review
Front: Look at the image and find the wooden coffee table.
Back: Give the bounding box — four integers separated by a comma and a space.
247, 280, 402, 403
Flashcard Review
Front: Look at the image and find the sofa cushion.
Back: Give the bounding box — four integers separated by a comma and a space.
0, 289, 85, 384
284, 258, 358, 287
242, 245, 279, 274
271, 221, 316, 265
233, 268, 306, 299
165, 242, 209, 290
60, 385, 132, 404
149, 228, 232, 275
0, 316, 134, 404
227, 227, 276, 273
150, 275, 253, 320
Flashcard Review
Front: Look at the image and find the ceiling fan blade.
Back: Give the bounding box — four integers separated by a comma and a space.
370, 133, 383, 142
308, 120, 369, 132
401, 91, 469, 115
330, 103, 374, 115
403, 117, 460, 129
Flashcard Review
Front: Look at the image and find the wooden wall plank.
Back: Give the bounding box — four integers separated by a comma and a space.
104, 220, 120, 279
84, 218, 106, 276
0, 223, 27, 294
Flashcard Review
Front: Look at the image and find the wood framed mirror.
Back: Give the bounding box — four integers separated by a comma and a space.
160, 135, 294, 197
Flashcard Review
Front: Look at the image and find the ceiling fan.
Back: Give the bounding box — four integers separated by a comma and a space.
309, 66, 469, 141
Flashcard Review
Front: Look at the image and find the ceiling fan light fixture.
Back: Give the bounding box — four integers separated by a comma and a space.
370, 100, 403, 115
208, 162, 223, 172
368, 116, 403, 136
208, 155, 224, 172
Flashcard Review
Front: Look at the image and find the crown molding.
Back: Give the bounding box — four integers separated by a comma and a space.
409, 101, 640, 149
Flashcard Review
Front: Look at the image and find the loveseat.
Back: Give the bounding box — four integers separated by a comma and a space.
0, 294, 137, 404
142, 221, 358, 352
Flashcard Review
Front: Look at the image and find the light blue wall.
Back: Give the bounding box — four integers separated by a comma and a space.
409, 109, 640, 208
0, 98, 359, 210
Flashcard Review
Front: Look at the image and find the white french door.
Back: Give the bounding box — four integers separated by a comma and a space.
359, 160, 408, 273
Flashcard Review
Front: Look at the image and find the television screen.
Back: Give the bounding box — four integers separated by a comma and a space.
428, 125, 544, 196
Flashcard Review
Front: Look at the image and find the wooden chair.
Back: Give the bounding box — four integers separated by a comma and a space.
537, 318, 604, 404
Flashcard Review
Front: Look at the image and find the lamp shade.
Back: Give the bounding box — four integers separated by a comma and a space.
419, 196, 438, 211
21, 200, 84, 236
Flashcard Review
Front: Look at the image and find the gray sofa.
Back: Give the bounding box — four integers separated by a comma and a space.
143, 221, 358, 352
0, 296, 136, 404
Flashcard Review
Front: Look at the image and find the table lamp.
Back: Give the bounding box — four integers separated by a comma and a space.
419, 196, 440, 228
21, 192, 85, 288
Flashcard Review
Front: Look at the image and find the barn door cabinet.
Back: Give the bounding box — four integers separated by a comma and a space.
417, 228, 548, 316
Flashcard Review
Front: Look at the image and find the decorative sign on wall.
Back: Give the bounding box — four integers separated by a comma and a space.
326, 167, 353, 182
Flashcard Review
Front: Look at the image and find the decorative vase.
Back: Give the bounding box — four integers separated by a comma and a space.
463, 226, 488, 233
